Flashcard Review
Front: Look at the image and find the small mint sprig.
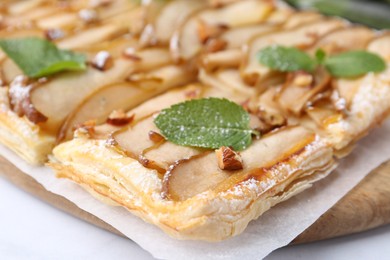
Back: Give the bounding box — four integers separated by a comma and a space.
0, 37, 86, 78
257, 45, 386, 78
154, 98, 259, 151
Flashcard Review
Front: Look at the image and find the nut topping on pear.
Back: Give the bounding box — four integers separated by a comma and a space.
8, 76, 48, 124
216, 146, 243, 171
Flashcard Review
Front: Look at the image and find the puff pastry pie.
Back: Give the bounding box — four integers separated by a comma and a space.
1, 0, 390, 241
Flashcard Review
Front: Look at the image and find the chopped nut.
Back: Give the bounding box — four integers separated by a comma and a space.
8, 76, 48, 124
79, 9, 98, 23
106, 110, 134, 126
73, 119, 96, 138
123, 47, 142, 61
216, 146, 243, 171
204, 38, 227, 53
148, 130, 165, 143
91, 51, 113, 71
292, 72, 313, 87
44, 28, 65, 41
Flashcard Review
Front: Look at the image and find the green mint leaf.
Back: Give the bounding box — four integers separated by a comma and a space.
324, 50, 386, 78
0, 37, 86, 78
315, 49, 327, 64
154, 98, 256, 151
257, 45, 316, 73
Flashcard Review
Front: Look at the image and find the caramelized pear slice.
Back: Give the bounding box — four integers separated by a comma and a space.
154, 0, 207, 45
127, 64, 196, 91
306, 105, 342, 128
332, 77, 363, 109
242, 19, 345, 84
171, 0, 275, 60
163, 126, 315, 201
36, 13, 78, 30
57, 23, 127, 50
200, 49, 242, 72
220, 24, 276, 49
144, 142, 206, 171
367, 34, 390, 62
30, 46, 173, 133
277, 68, 331, 115
199, 69, 256, 96
310, 26, 375, 55
30, 58, 133, 134
128, 84, 204, 122
283, 11, 323, 29
59, 65, 195, 142
113, 116, 159, 158
7, 0, 45, 15
58, 82, 147, 142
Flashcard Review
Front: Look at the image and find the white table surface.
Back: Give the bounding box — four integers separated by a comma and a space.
1, 176, 390, 260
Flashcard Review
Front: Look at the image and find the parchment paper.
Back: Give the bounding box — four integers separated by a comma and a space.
1, 120, 390, 260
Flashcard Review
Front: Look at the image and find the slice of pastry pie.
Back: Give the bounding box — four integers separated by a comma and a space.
49, 1, 390, 241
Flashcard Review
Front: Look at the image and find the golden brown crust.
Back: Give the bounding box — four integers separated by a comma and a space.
51, 135, 335, 241
0, 88, 55, 164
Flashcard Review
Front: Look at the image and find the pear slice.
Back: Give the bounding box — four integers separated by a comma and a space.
242, 19, 345, 84
329, 34, 390, 112
367, 34, 390, 62
14, 6, 59, 22
30, 58, 133, 134
310, 26, 376, 55
126, 64, 196, 91
283, 11, 323, 29
57, 23, 128, 50
30, 46, 174, 134
113, 116, 159, 158
58, 65, 195, 142
200, 49, 242, 72
154, 0, 208, 45
143, 142, 206, 171
332, 77, 364, 109
220, 24, 276, 49
171, 0, 275, 60
306, 105, 342, 128
277, 68, 331, 115
199, 68, 256, 96
163, 126, 315, 201
7, 0, 45, 15
128, 84, 204, 121
36, 12, 79, 30
58, 82, 146, 142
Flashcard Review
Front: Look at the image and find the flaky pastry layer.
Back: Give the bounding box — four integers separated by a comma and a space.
51, 133, 335, 241
0, 88, 55, 164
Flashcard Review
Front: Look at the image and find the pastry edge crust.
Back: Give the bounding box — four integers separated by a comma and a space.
0, 88, 55, 164
50, 136, 336, 241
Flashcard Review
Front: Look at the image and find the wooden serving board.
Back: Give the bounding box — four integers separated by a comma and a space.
1, 155, 390, 244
